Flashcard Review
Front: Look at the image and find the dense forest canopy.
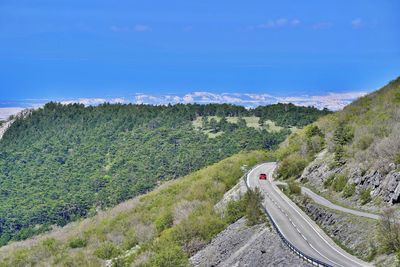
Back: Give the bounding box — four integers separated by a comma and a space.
0, 102, 330, 245
253, 103, 331, 127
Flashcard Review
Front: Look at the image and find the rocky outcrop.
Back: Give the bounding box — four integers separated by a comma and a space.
294, 196, 377, 260
300, 150, 339, 186
301, 149, 400, 204
190, 218, 308, 267
378, 171, 400, 203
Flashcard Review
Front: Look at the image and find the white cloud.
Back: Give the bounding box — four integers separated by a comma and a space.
61, 98, 128, 105
251, 18, 301, 30
134, 24, 151, 32
351, 18, 364, 29
183, 94, 194, 103
0, 90, 369, 118
276, 91, 368, 110
0, 107, 25, 120
131, 91, 367, 110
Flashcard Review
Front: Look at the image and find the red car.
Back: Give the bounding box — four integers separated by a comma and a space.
259, 173, 267, 180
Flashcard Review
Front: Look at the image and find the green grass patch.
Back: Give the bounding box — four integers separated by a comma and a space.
360, 188, 372, 205
287, 180, 302, 195
192, 116, 284, 133
68, 237, 87, 249
332, 174, 348, 192
342, 183, 356, 198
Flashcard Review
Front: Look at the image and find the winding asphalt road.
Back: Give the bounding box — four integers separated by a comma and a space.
273, 181, 380, 220
247, 162, 371, 267
300, 187, 380, 220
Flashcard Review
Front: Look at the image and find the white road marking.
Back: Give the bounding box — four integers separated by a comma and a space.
266, 169, 366, 267
247, 163, 369, 267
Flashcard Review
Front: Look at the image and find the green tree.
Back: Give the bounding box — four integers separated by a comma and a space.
244, 188, 266, 226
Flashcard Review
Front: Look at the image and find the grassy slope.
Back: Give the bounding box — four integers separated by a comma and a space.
275, 76, 400, 199
0, 150, 268, 267
192, 116, 285, 138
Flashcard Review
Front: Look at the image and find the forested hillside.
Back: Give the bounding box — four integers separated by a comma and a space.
0, 150, 268, 266
0, 102, 328, 246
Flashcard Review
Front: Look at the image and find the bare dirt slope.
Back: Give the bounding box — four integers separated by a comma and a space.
190, 217, 308, 267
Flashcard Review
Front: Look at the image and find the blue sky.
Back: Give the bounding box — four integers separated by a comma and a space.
0, 0, 399, 117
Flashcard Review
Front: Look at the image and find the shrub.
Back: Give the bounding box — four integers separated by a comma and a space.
323, 174, 335, 188
360, 188, 372, 205
332, 174, 348, 192
305, 125, 324, 138
395, 153, 400, 165
173, 204, 226, 249
333, 124, 354, 146
377, 208, 400, 253
366, 244, 377, 262
41, 238, 60, 255
334, 145, 346, 166
68, 237, 87, 248
155, 210, 174, 233
122, 229, 137, 250
342, 183, 356, 198
244, 188, 266, 226
307, 135, 325, 155
94, 242, 122, 259
224, 199, 246, 224
149, 243, 188, 267
288, 180, 301, 195
276, 154, 308, 180
356, 134, 374, 150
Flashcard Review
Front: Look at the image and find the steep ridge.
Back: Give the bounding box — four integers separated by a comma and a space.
276, 76, 400, 206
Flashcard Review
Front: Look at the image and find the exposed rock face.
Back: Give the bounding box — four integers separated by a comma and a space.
294, 195, 397, 266
301, 149, 400, 204
300, 150, 338, 186
295, 197, 377, 258
380, 171, 400, 203
190, 218, 308, 267
298, 199, 375, 259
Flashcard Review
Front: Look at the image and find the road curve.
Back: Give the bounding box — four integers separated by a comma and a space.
247, 162, 371, 267
301, 187, 380, 220
274, 181, 380, 220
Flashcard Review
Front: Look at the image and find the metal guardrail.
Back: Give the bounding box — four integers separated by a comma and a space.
243, 168, 333, 267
